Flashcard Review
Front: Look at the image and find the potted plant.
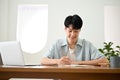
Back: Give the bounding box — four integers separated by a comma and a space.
98, 42, 120, 68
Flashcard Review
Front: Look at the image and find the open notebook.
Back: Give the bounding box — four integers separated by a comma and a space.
0, 41, 40, 66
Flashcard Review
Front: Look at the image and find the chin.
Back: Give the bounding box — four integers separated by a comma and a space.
69, 40, 76, 44
68, 38, 77, 44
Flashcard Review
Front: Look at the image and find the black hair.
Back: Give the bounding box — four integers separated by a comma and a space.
64, 14, 83, 29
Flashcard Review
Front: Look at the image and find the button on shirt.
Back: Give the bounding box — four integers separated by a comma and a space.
43, 38, 105, 61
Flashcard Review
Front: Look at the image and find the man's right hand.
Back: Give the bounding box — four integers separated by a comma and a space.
58, 56, 72, 65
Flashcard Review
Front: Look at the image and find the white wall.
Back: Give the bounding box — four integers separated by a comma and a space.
0, 0, 8, 41
0, 0, 120, 64
104, 6, 120, 46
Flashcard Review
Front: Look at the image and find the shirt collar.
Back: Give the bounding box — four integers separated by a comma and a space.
61, 38, 68, 46
61, 37, 82, 47
76, 38, 82, 46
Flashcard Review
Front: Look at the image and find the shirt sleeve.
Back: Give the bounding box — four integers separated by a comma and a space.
42, 42, 56, 59
89, 42, 105, 60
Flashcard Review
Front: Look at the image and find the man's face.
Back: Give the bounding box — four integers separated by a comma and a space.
65, 25, 80, 45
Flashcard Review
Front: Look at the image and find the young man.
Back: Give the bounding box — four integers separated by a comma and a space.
41, 14, 108, 65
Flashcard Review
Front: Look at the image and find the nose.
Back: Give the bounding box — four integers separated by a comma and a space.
71, 32, 76, 38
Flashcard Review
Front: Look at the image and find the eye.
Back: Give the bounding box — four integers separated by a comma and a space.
75, 31, 78, 33
69, 30, 72, 32
74, 30, 79, 33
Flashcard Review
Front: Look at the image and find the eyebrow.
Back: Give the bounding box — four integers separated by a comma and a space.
68, 28, 79, 31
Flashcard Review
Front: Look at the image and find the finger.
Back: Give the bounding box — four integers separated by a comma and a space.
63, 59, 72, 64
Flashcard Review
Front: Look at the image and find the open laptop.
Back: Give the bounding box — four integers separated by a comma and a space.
0, 41, 40, 66
0, 53, 3, 65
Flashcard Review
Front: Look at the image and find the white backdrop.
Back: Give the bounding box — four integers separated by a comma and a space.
0, 0, 120, 64
104, 6, 120, 46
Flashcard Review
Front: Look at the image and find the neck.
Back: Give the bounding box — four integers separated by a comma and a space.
69, 44, 76, 49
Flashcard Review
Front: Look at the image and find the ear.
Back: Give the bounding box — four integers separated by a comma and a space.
79, 29, 81, 32
64, 27, 67, 31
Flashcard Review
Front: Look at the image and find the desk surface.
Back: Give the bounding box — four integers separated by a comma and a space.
0, 65, 120, 80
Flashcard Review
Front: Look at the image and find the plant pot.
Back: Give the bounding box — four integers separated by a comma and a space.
110, 56, 120, 68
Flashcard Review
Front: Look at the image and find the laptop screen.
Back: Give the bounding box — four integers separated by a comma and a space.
0, 53, 3, 65
0, 41, 25, 65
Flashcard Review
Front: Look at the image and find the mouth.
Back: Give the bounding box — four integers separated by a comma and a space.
69, 38, 76, 43
70, 37, 76, 40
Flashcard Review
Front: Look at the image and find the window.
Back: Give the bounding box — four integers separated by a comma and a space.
17, 4, 48, 54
